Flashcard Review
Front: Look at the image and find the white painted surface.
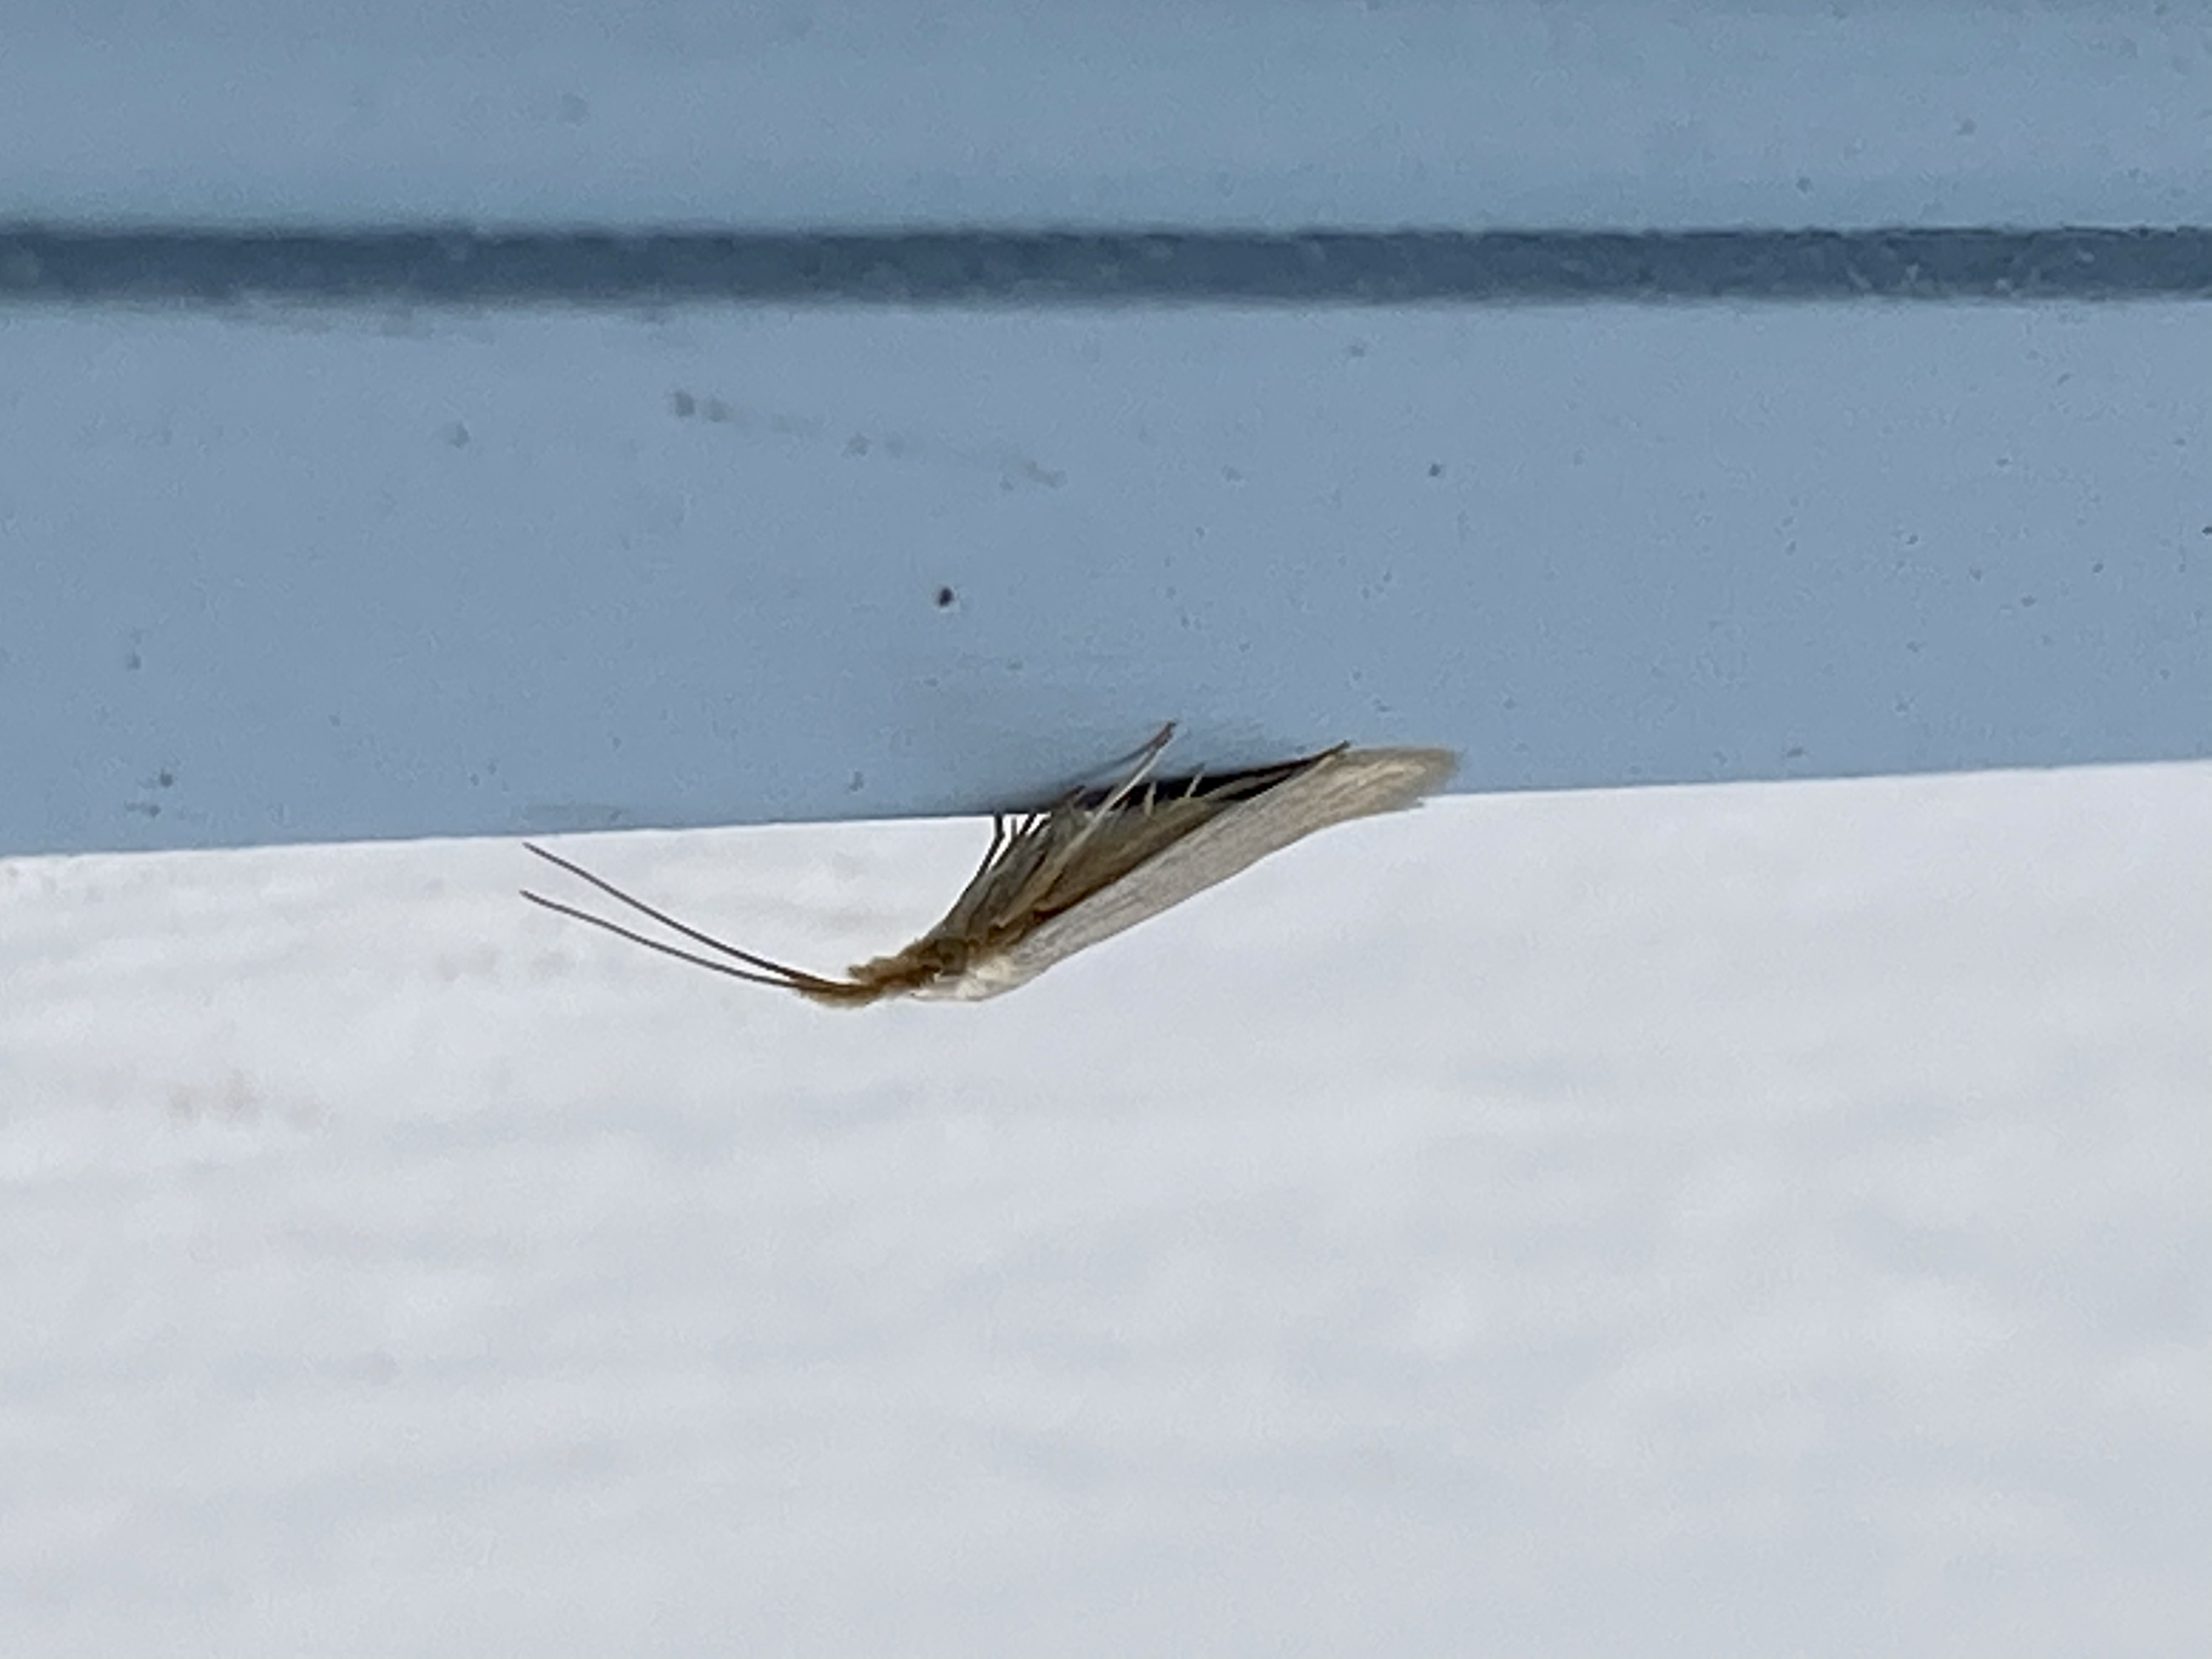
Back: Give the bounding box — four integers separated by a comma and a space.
5, 761, 2209, 1654
3, 0, 2208, 229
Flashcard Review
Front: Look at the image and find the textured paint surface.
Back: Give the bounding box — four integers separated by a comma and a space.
5, 302, 2210, 853
3, 0, 2209, 229
9, 0, 2211, 854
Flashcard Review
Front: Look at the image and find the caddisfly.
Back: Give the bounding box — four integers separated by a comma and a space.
522, 726, 1455, 1005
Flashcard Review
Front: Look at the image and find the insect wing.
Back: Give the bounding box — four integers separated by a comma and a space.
983, 746, 1457, 986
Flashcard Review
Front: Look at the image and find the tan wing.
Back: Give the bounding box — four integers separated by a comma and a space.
961, 746, 1456, 994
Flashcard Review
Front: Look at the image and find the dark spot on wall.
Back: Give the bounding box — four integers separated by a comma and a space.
1428, 462, 1444, 478
670, 390, 696, 418
934, 585, 956, 610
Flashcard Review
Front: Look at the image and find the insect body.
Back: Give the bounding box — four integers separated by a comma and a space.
523, 729, 1456, 1005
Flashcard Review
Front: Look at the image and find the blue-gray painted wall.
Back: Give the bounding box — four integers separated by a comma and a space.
5, 2, 2210, 855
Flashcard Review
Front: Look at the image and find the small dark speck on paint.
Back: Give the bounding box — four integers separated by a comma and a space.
1427, 462, 1444, 478
848, 771, 865, 793
934, 586, 957, 610
670, 390, 696, 418
156, 769, 174, 788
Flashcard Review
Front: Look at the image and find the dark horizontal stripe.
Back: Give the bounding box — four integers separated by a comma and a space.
4, 226, 2211, 306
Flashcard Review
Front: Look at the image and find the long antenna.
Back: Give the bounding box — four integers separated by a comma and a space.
520, 842, 849, 993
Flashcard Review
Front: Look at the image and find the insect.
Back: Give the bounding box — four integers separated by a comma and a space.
522, 726, 1456, 1005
